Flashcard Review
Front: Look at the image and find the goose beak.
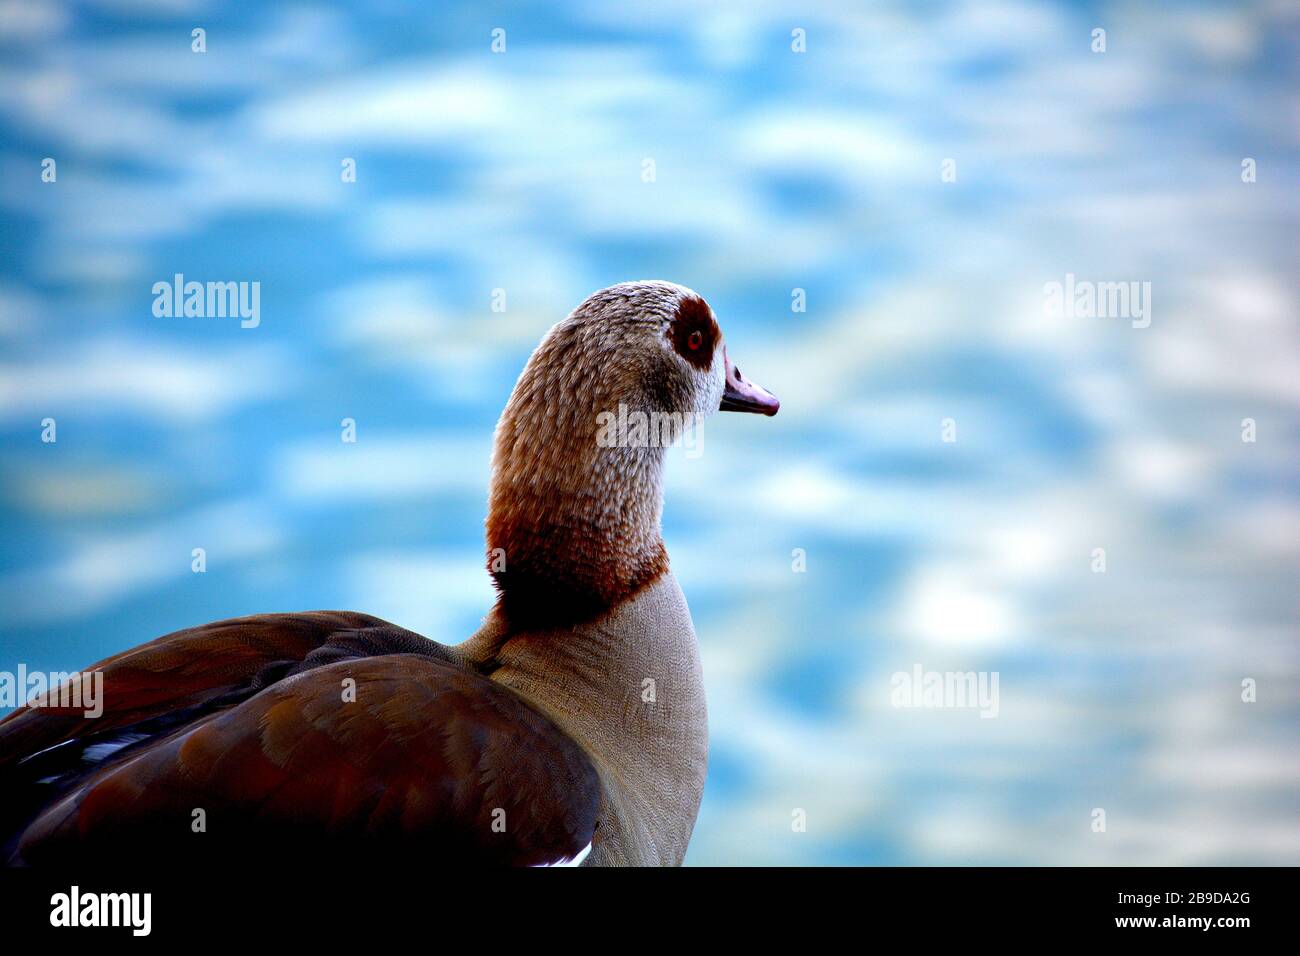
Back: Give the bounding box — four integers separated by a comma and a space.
720, 346, 780, 416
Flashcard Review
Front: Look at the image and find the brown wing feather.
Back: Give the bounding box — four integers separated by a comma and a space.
0, 611, 435, 767
2, 616, 600, 867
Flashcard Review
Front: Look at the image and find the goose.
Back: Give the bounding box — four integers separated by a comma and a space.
0, 280, 778, 867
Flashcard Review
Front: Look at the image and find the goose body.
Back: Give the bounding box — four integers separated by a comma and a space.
0, 281, 778, 867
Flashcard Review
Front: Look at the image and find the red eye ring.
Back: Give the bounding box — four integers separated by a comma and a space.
688, 330, 703, 351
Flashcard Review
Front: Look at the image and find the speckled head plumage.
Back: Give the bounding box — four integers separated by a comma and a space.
486, 280, 778, 630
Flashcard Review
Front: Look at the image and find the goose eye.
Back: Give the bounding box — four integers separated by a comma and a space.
688, 330, 703, 351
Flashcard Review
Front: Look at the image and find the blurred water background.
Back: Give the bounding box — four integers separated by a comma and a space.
1, 0, 1297, 864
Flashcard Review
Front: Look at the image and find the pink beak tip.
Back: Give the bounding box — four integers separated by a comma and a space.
720, 348, 780, 416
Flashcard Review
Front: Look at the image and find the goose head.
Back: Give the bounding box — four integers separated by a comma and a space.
487, 280, 778, 629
